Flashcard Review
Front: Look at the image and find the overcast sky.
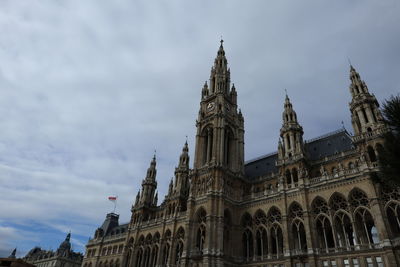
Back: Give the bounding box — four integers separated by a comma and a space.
0, 0, 399, 257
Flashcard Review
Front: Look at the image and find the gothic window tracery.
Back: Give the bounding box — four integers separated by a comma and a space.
312, 197, 335, 251
354, 208, 379, 245
334, 211, 355, 248
267, 207, 282, 224
386, 201, 400, 237
254, 210, 268, 259
288, 203, 307, 252
201, 126, 214, 165
242, 229, 253, 261
329, 193, 348, 212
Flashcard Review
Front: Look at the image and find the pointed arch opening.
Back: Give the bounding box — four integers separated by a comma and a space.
242, 228, 253, 261
270, 224, 283, 258
387, 201, 400, 237
367, 145, 377, 162
288, 202, 307, 252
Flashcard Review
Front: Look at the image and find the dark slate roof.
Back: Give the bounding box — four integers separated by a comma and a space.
305, 129, 354, 160
244, 152, 278, 180
107, 223, 128, 236
244, 129, 354, 181
100, 213, 120, 235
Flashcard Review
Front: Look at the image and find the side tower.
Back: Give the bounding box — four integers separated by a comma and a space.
185, 40, 245, 267
277, 95, 308, 188
348, 66, 386, 165
131, 155, 158, 223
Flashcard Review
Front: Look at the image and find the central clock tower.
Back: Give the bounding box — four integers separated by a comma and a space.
193, 40, 245, 173
184, 40, 245, 267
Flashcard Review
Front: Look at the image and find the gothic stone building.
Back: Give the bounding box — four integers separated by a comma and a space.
24, 233, 83, 267
82, 42, 400, 267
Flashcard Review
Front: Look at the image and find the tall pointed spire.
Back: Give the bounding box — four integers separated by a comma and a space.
145, 153, 157, 181
209, 40, 230, 95
139, 155, 158, 206
178, 140, 189, 169
349, 65, 370, 96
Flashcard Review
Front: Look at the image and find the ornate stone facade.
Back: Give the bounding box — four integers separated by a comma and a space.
25, 233, 83, 267
82, 41, 400, 267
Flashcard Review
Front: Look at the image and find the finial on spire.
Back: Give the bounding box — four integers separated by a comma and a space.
220, 37, 224, 46
341, 120, 345, 129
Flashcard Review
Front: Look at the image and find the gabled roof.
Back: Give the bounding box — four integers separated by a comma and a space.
244, 129, 354, 180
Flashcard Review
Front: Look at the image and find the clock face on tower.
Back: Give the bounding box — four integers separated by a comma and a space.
207, 102, 215, 112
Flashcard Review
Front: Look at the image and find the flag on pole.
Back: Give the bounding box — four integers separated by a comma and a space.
108, 196, 118, 213
108, 196, 117, 201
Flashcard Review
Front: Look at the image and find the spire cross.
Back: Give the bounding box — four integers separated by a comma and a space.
347, 57, 352, 66
284, 88, 288, 96
220, 38, 224, 46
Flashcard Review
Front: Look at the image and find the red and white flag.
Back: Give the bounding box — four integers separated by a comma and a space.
108, 196, 117, 201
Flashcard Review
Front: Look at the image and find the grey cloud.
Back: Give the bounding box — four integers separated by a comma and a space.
0, 0, 399, 253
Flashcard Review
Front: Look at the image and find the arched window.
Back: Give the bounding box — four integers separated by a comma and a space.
143, 247, 151, 267
367, 146, 377, 162
375, 143, 384, 157
288, 203, 307, 251
242, 229, 253, 261
124, 238, 134, 267
270, 224, 283, 257
175, 241, 184, 265
150, 246, 158, 267
286, 169, 291, 185
255, 227, 268, 259
312, 197, 335, 251
292, 168, 298, 184
224, 128, 234, 167
135, 248, 143, 267
329, 193, 348, 212
334, 211, 355, 248
349, 188, 369, 208
316, 215, 335, 251
202, 127, 213, 165
354, 208, 379, 245
254, 210, 267, 259
387, 202, 400, 237
162, 243, 170, 265
348, 162, 354, 169
267, 207, 282, 224
241, 212, 253, 228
